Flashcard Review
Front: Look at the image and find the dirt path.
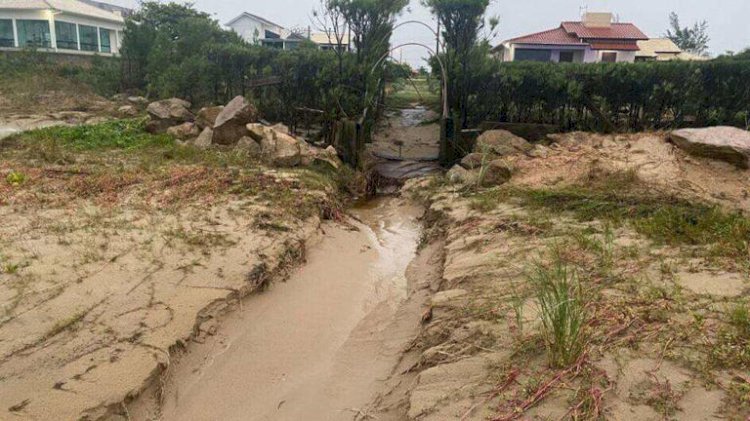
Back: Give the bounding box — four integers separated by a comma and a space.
130, 196, 429, 421
370, 106, 440, 161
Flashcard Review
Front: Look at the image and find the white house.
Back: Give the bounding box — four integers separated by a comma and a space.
226, 12, 287, 48
0, 0, 125, 55
495, 13, 648, 64
226, 12, 350, 51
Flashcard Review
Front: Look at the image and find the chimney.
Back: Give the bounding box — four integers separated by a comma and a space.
583, 12, 613, 28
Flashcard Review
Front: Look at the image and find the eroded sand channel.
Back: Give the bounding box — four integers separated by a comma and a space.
134, 196, 425, 421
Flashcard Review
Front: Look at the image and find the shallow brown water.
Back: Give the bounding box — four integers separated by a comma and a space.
156, 197, 424, 421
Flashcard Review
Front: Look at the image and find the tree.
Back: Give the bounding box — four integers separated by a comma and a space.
423, 0, 496, 127
326, 0, 408, 123
665, 12, 710, 56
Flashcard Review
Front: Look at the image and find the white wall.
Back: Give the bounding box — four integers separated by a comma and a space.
228, 15, 283, 45
0, 9, 123, 54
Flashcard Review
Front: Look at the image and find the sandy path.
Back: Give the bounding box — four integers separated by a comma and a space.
143, 197, 425, 421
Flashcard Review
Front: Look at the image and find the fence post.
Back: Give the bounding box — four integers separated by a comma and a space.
439, 116, 455, 166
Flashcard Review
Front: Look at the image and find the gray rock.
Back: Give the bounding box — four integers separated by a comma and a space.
235, 136, 261, 155
475, 130, 533, 156
670, 126, 750, 169
192, 127, 213, 149
460, 152, 486, 169
261, 131, 302, 167
146, 98, 194, 134
196, 105, 224, 129
117, 105, 138, 117
325, 145, 339, 156
479, 159, 512, 187
127, 96, 148, 106
212, 96, 258, 145
446, 165, 474, 184
167, 122, 200, 140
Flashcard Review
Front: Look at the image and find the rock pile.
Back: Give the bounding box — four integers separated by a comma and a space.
145, 95, 340, 168
447, 129, 528, 186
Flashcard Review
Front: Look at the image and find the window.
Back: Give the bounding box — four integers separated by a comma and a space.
55, 21, 78, 50
514, 49, 552, 62
264, 30, 280, 39
0, 19, 13, 47
99, 28, 111, 53
17, 20, 51, 48
559, 51, 575, 63
601, 52, 618, 63
79, 25, 98, 51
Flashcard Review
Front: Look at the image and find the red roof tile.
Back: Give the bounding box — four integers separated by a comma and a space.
506, 27, 585, 46
590, 42, 641, 51
561, 22, 648, 40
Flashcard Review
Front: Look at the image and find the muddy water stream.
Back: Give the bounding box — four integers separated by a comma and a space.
155, 196, 424, 421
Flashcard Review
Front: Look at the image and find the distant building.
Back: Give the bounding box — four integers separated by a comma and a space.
635, 38, 709, 62
0, 0, 125, 55
79, 0, 133, 18
226, 12, 350, 51
494, 12, 648, 63
226, 12, 287, 48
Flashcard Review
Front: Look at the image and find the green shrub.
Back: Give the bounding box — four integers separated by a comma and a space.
15, 119, 172, 151
5, 170, 26, 186
434, 58, 750, 131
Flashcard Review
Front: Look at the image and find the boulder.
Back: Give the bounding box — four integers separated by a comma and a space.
167, 122, 200, 140
117, 105, 138, 117
127, 96, 148, 106
235, 136, 261, 155
196, 105, 224, 129
325, 145, 339, 157
479, 159, 512, 187
446, 165, 475, 184
300, 144, 342, 170
262, 132, 302, 167
212, 96, 258, 145
460, 152, 485, 170
192, 127, 213, 149
247, 124, 302, 167
670, 127, 750, 169
146, 98, 194, 134
475, 130, 533, 156
111, 93, 127, 102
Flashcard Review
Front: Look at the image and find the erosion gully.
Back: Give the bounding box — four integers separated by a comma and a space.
123, 105, 438, 420
130, 193, 429, 421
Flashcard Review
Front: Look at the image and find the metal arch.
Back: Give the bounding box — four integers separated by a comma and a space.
370, 42, 449, 118
392, 20, 438, 39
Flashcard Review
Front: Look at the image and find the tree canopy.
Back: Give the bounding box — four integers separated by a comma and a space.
665, 12, 710, 56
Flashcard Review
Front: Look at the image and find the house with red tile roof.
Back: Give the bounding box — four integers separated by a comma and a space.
494, 13, 649, 63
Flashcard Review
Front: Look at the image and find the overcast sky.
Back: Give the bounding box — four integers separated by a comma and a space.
110, 0, 749, 66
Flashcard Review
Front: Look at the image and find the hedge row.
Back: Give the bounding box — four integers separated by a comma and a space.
467, 59, 750, 132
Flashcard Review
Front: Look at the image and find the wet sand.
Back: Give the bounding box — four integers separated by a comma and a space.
150, 197, 425, 421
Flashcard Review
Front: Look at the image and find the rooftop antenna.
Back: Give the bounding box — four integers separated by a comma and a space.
579, 5, 588, 18
614, 13, 620, 23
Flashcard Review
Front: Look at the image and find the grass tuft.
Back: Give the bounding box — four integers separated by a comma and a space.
529, 256, 588, 368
